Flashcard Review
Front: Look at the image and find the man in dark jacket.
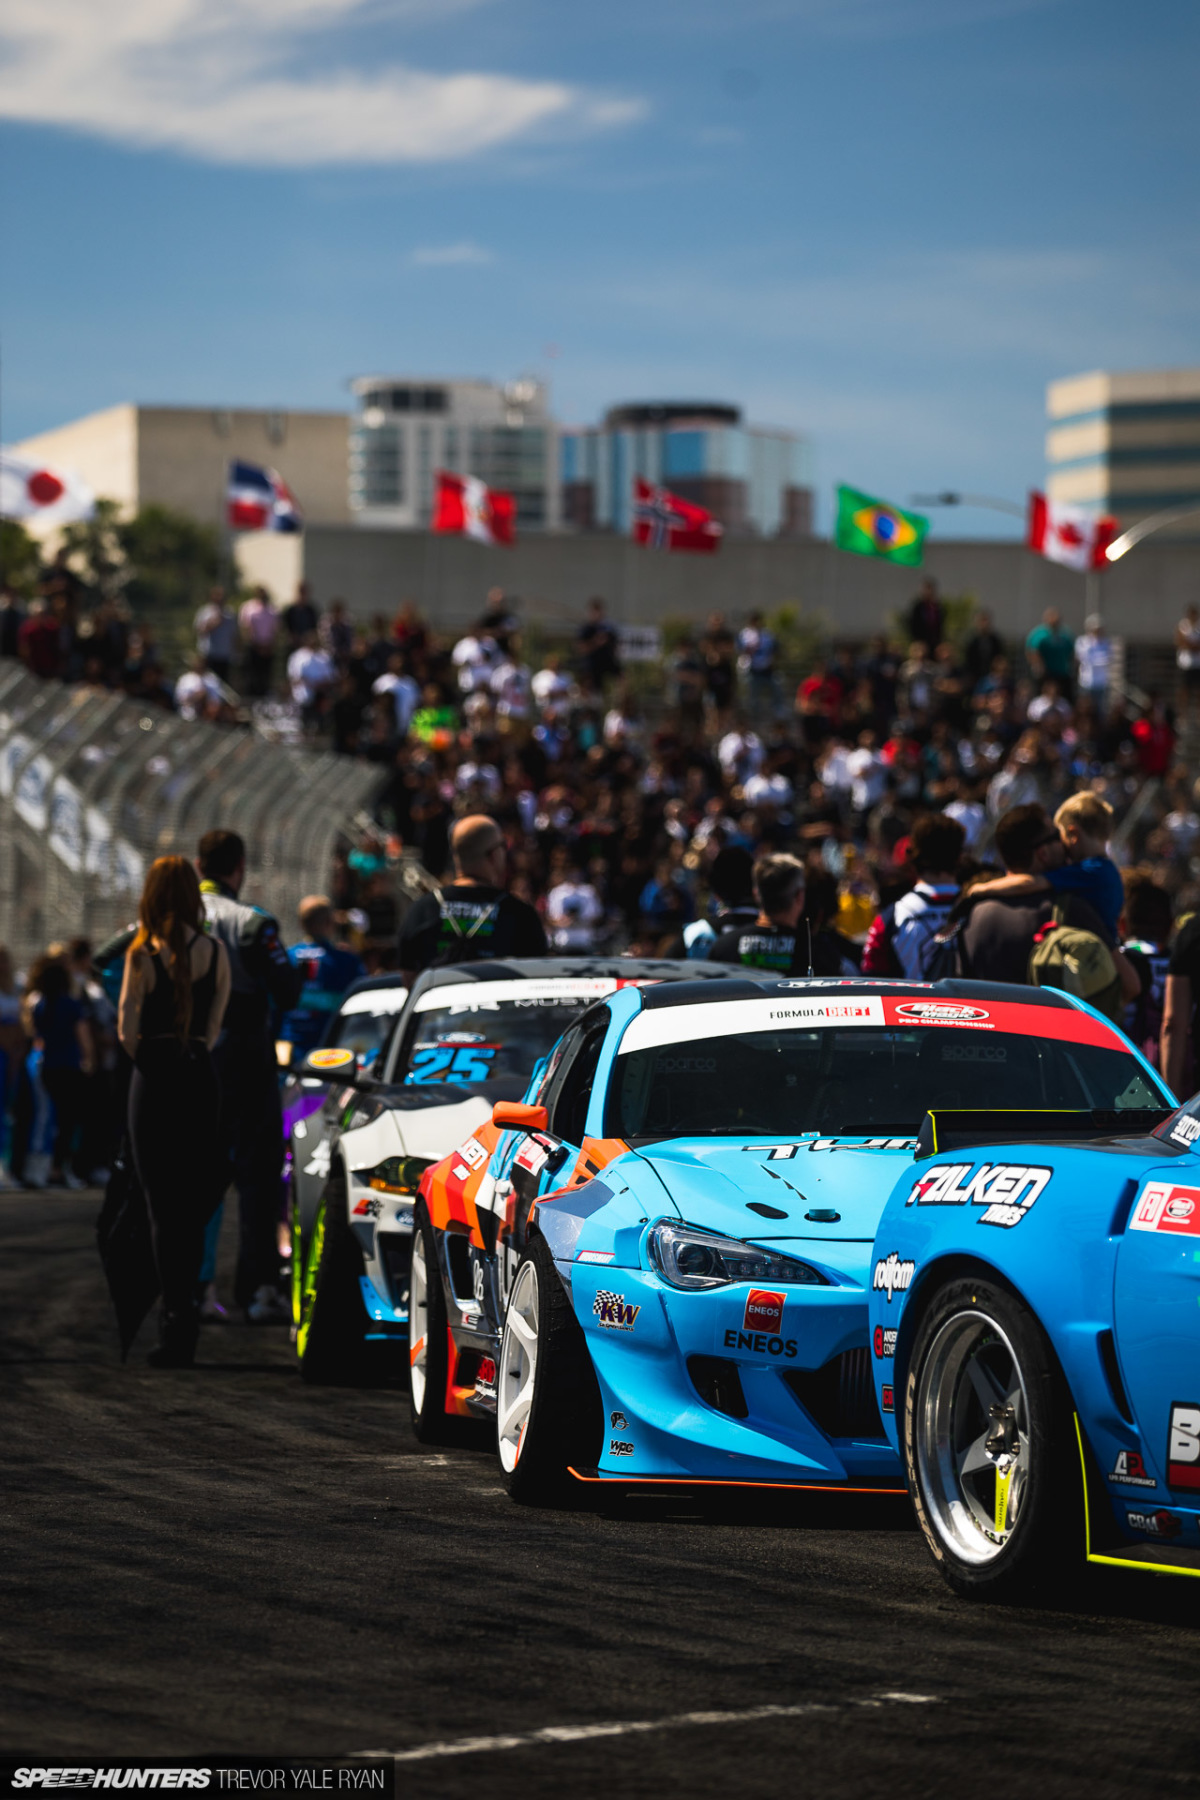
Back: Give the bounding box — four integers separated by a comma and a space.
397, 815, 547, 977
197, 829, 303, 1323
958, 804, 1110, 983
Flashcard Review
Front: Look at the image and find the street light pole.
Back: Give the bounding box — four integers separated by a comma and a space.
1105, 502, 1200, 563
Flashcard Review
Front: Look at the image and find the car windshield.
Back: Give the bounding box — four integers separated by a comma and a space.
405, 994, 597, 1086
327, 989, 408, 1068
607, 1026, 1166, 1141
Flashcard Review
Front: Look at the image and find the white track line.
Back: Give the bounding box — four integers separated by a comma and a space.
361, 1691, 938, 1765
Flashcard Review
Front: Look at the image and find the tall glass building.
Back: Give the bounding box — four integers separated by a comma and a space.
349, 377, 559, 531
560, 402, 814, 538
1047, 369, 1200, 535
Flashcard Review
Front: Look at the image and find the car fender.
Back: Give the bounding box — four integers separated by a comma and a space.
868, 1141, 1187, 1466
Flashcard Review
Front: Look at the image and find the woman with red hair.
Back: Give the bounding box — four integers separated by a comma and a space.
119, 856, 230, 1367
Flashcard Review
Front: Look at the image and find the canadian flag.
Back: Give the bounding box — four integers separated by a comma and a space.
0, 451, 94, 526
1027, 492, 1118, 572
632, 477, 722, 553
432, 471, 515, 545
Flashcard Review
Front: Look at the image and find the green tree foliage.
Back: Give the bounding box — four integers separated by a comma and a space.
59, 500, 222, 671
0, 519, 41, 596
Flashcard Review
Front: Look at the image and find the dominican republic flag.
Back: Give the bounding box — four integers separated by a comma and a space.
0, 451, 94, 526
632, 477, 722, 553
432, 471, 515, 545
1027, 492, 1117, 572
227, 460, 303, 533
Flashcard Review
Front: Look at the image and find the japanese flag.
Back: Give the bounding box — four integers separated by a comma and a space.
1027, 492, 1117, 572
0, 451, 95, 526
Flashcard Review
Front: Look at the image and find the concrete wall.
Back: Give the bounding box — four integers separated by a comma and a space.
274, 526, 1200, 645
12, 405, 351, 530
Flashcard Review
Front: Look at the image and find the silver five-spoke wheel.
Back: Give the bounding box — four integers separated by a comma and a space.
914, 1308, 1031, 1566
497, 1257, 539, 1474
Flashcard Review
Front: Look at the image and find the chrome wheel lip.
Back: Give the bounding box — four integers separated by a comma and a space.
914, 1307, 1031, 1568
410, 1229, 429, 1414
497, 1257, 539, 1475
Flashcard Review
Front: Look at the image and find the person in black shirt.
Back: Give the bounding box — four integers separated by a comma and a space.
1163, 908, 1200, 1098
709, 853, 811, 975
577, 597, 621, 692
398, 815, 548, 976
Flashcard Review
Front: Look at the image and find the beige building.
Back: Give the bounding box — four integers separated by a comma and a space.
1046, 367, 1200, 534
11, 403, 351, 532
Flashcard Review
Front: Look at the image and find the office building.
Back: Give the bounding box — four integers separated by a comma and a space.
349, 376, 559, 531
560, 402, 814, 538
9, 404, 351, 530
1046, 368, 1200, 533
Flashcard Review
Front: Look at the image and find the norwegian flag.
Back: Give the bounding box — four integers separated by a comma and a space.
632, 477, 722, 553
432, 471, 516, 545
1027, 492, 1117, 572
227, 460, 303, 533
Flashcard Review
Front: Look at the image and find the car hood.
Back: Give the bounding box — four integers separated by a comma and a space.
635, 1136, 918, 1247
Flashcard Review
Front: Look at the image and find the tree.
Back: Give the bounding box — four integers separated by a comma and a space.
59, 499, 128, 601
120, 506, 221, 616
0, 519, 40, 596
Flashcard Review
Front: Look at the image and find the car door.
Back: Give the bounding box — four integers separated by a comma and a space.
1112, 1170, 1200, 1502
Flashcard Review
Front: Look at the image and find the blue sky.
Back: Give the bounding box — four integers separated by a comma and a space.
2, 0, 1197, 535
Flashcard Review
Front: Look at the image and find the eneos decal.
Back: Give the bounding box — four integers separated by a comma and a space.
743, 1289, 785, 1333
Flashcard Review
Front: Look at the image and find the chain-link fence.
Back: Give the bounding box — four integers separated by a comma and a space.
0, 668, 382, 967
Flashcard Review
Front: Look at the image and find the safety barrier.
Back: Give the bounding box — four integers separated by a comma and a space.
0, 667, 382, 968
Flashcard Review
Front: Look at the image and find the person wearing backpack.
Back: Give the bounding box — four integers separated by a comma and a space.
861, 813, 964, 980
397, 815, 548, 978
957, 804, 1110, 986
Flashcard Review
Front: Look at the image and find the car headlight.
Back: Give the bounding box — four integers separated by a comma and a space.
350, 1155, 433, 1195
649, 1221, 828, 1291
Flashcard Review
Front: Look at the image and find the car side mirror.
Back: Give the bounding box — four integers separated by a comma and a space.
492, 1101, 549, 1132
299, 1047, 360, 1082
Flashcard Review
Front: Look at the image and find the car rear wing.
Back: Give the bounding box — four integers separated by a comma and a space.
916, 1108, 1174, 1160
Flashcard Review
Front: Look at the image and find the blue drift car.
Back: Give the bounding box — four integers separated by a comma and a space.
867, 1055, 1200, 1599
415, 976, 1169, 1506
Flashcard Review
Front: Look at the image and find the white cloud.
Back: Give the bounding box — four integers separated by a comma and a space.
0, 0, 640, 166
412, 241, 493, 265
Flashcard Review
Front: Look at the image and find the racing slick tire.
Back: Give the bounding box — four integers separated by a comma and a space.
496, 1233, 603, 1506
904, 1273, 1081, 1602
296, 1168, 371, 1386
409, 1204, 451, 1443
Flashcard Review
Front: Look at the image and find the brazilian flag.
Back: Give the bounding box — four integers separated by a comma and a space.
834, 486, 928, 566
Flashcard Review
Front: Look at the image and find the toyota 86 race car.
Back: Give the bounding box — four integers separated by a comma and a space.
413, 977, 1171, 1503
864, 1006, 1200, 1600
291, 958, 738, 1383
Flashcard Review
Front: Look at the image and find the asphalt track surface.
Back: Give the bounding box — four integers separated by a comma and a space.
2, 1193, 1199, 1799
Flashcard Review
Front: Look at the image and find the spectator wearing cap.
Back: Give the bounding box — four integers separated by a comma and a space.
279, 897, 366, 1059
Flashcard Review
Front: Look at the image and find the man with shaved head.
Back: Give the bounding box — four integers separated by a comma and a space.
397, 814, 548, 977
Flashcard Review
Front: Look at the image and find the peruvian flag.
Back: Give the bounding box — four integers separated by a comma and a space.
227, 459, 302, 533
432, 471, 515, 545
0, 451, 94, 526
1027, 492, 1117, 572
632, 477, 722, 553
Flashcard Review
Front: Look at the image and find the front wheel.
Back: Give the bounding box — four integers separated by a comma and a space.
296, 1171, 370, 1385
904, 1274, 1080, 1602
496, 1235, 602, 1505
409, 1205, 450, 1442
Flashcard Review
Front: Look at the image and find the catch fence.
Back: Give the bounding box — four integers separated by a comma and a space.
0, 668, 382, 968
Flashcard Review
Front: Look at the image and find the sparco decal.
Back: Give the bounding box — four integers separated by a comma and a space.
592, 1289, 640, 1331
873, 1253, 915, 1303
1167, 1402, 1200, 1490
894, 1001, 990, 1023
907, 1162, 1051, 1228
1130, 1183, 1200, 1238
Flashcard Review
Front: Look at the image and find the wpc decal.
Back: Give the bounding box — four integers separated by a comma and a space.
907, 1163, 1051, 1229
